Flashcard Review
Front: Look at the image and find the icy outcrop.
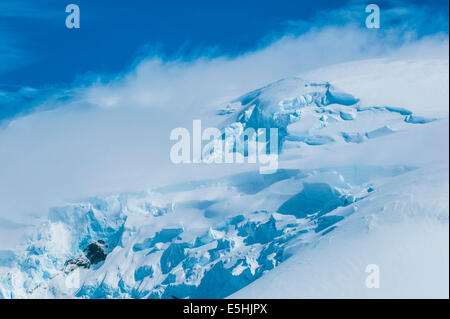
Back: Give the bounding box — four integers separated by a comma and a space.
0, 74, 444, 299
0, 163, 417, 298
214, 78, 359, 153
213, 77, 434, 158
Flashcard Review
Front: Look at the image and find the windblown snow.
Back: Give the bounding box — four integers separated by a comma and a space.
0, 59, 448, 298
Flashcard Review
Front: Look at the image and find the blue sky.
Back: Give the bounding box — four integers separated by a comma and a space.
0, 0, 448, 88
0, 0, 345, 87
0, 0, 448, 121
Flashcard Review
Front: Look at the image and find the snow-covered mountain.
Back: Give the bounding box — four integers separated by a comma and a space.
0, 59, 448, 298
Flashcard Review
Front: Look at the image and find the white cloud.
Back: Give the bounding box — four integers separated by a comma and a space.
0, 22, 448, 227
79, 25, 448, 112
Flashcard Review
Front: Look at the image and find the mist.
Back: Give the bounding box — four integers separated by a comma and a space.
0, 23, 448, 223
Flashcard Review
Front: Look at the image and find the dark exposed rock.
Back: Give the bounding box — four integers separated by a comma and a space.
84, 242, 107, 265
65, 240, 108, 272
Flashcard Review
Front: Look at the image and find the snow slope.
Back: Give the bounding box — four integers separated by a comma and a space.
0, 58, 448, 298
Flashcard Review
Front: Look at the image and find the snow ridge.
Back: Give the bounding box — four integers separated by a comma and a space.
0, 73, 446, 299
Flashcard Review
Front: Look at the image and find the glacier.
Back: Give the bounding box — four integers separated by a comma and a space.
0, 59, 448, 299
